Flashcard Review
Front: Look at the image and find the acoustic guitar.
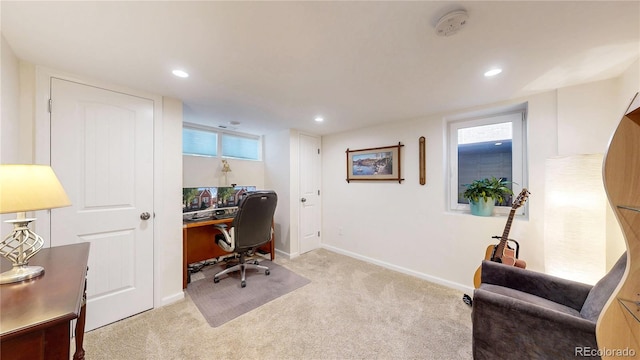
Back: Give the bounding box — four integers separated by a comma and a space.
473, 188, 530, 288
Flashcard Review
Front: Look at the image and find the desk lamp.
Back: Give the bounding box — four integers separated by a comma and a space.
0, 164, 71, 284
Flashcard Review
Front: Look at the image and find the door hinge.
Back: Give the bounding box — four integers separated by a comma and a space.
317, 189, 320, 196
317, 148, 320, 154
317, 231, 320, 237
48, 99, 52, 113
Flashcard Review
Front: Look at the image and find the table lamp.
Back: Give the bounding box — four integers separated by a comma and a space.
0, 164, 71, 284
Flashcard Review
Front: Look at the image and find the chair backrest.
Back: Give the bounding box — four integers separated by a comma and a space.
232, 190, 278, 251
580, 252, 627, 322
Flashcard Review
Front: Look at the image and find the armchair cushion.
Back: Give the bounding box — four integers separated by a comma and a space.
479, 283, 582, 317
472, 287, 598, 359
480, 260, 593, 311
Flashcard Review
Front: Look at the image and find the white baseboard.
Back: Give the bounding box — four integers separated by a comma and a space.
160, 291, 185, 307
321, 244, 474, 295
274, 248, 299, 260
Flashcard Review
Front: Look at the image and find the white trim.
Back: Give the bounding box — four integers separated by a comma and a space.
321, 244, 474, 294
183, 122, 262, 161
34, 65, 164, 311
161, 292, 185, 307
445, 104, 528, 217
274, 248, 297, 260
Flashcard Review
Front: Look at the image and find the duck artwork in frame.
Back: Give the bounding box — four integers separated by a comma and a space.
346, 143, 404, 183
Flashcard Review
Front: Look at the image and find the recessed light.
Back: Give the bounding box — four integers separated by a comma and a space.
314, 117, 324, 122
495, 142, 503, 146
172, 69, 189, 78
484, 68, 502, 77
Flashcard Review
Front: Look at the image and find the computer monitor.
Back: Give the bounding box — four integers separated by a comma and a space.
183, 187, 217, 220
215, 185, 258, 207
182, 185, 257, 220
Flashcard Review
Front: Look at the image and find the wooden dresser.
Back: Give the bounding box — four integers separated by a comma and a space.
0, 243, 90, 360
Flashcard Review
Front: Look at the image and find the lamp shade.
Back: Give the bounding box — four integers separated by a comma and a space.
544, 154, 606, 284
0, 164, 71, 214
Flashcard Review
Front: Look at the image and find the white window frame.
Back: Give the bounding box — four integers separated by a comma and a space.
183, 123, 262, 161
446, 104, 528, 216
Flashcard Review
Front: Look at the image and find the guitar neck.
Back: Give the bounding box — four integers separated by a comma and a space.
494, 208, 516, 259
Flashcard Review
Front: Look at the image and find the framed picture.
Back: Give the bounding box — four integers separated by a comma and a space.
346, 143, 404, 183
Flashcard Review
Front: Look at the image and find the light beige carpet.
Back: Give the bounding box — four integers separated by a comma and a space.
83, 249, 473, 359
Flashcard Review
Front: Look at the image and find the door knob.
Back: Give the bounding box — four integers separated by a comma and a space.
301, 198, 307, 203
140, 212, 151, 220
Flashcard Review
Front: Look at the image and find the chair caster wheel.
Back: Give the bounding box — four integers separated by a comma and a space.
265, 269, 270, 276
214, 277, 220, 284
241, 280, 246, 288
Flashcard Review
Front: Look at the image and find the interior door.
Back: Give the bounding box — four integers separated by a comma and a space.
49, 78, 154, 331
299, 134, 321, 254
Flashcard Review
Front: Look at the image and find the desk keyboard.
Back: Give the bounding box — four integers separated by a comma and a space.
213, 212, 236, 220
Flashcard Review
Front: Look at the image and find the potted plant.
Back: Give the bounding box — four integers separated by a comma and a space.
462, 177, 514, 216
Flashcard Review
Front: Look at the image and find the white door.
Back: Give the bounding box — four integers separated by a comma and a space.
299, 134, 321, 254
49, 78, 154, 331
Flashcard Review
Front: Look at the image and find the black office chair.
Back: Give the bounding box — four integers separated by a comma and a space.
213, 190, 277, 288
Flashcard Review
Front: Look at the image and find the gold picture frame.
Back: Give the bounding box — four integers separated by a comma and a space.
346, 143, 404, 183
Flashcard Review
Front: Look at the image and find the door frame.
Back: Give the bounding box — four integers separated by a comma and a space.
297, 132, 322, 254
33, 66, 168, 310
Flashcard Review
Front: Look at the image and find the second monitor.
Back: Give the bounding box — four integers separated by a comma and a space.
183, 185, 257, 221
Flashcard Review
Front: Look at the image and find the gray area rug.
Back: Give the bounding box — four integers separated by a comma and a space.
186, 260, 310, 327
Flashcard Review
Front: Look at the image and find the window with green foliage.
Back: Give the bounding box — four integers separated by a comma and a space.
447, 105, 528, 215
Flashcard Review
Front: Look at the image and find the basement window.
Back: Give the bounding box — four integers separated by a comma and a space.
447, 104, 528, 215
221, 133, 261, 160
183, 126, 218, 157
183, 124, 261, 161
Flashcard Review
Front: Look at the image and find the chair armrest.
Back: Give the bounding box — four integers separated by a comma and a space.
480, 260, 592, 311
472, 288, 597, 359
214, 224, 234, 252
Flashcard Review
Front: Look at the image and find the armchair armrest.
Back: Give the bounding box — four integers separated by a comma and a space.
480, 260, 592, 311
214, 224, 235, 252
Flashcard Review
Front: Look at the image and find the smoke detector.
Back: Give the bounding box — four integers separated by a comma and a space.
435, 10, 468, 37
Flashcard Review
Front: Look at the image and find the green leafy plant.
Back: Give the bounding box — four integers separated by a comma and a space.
462, 177, 514, 204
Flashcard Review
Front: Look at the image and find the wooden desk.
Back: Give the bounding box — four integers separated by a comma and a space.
0, 243, 90, 360
183, 218, 275, 288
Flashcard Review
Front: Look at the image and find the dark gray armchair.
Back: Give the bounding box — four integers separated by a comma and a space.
472, 252, 626, 359
213, 190, 277, 288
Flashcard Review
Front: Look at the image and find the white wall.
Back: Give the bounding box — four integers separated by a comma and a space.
321, 67, 638, 292
558, 79, 622, 156
1, 35, 20, 164
1, 35, 21, 238
182, 155, 265, 189
158, 97, 185, 305
263, 129, 299, 257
